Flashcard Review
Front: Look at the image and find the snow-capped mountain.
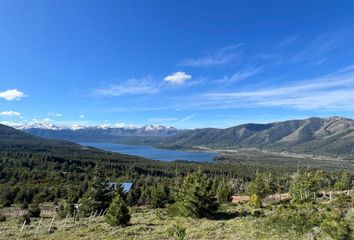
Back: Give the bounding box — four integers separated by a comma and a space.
5, 120, 185, 141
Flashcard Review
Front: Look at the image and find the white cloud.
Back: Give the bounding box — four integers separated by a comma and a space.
79, 115, 85, 118
290, 29, 352, 63
0, 110, 21, 116
148, 117, 178, 122
175, 114, 196, 125
179, 44, 242, 67
215, 66, 265, 83
95, 77, 159, 96
337, 64, 354, 73
201, 71, 354, 110
48, 112, 63, 117
164, 72, 191, 84
0, 89, 25, 101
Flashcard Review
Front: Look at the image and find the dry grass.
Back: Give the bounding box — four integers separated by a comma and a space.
0, 204, 352, 240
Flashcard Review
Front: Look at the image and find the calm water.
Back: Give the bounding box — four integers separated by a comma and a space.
80, 142, 216, 162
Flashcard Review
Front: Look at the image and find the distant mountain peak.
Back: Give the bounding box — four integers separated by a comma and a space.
5, 121, 179, 132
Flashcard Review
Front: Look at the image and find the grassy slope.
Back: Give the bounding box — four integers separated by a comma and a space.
1, 203, 353, 240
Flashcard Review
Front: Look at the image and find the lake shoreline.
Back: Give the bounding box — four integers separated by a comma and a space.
78, 142, 216, 163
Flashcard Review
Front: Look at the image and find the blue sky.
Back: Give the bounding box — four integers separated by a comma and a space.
1, 0, 354, 129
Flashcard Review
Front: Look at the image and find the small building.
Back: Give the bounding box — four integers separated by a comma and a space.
109, 182, 133, 194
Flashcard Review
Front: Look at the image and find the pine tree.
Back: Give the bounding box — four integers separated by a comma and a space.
174, 171, 218, 218
28, 203, 41, 218
91, 166, 114, 210
151, 184, 169, 208
289, 170, 324, 202
79, 166, 113, 216
126, 186, 141, 206
217, 180, 233, 203
247, 172, 273, 201
105, 195, 130, 227
334, 171, 351, 191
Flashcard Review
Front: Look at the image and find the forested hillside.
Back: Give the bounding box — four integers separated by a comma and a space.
161, 117, 354, 157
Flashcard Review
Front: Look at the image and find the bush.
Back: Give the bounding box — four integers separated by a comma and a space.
151, 185, 169, 208
0, 214, 6, 222
57, 201, 75, 219
320, 213, 352, 240
105, 195, 130, 226
217, 181, 233, 203
19, 214, 31, 225
168, 223, 186, 240
264, 203, 321, 234
21, 201, 28, 209
28, 203, 41, 218
249, 194, 261, 209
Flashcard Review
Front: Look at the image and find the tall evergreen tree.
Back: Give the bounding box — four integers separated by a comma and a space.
79, 166, 113, 216
173, 171, 218, 218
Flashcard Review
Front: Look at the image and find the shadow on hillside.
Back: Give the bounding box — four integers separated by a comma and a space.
212, 211, 241, 220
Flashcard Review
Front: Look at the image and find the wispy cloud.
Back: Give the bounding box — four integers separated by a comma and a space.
186, 70, 354, 111
0, 110, 21, 116
290, 29, 352, 63
178, 44, 242, 67
175, 114, 196, 125
95, 77, 159, 96
164, 72, 191, 84
148, 115, 196, 125
0, 89, 25, 101
48, 112, 63, 117
337, 64, 354, 73
215, 66, 265, 83
148, 117, 178, 123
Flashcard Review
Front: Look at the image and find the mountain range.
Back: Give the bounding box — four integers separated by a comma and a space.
6, 116, 354, 158
18, 124, 183, 141
162, 116, 354, 157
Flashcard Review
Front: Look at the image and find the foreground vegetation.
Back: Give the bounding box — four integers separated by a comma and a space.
1, 168, 353, 239
1, 196, 353, 240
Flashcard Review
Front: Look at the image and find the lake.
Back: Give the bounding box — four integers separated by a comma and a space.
79, 142, 216, 162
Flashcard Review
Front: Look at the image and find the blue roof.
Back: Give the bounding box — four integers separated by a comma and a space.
121, 182, 133, 193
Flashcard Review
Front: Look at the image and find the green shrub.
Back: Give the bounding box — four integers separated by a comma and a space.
0, 214, 6, 222
57, 201, 75, 219
264, 203, 321, 234
19, 214, 31, 225
320, 212, 352, 240
105, 195, 130, 226
151, 185, 169, 208
28, 203, 41, 218
249, 194, 261, 209
168, 223, 186, 240
217, 181, 233, 203
21, 201, 28, 209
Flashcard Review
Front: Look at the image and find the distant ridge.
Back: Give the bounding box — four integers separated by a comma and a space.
17, 124, 184, 141
7, 116, 354, 157
161, 116, 354, 157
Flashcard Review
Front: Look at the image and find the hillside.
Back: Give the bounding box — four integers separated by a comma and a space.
13, 116, 354, 158
162, 117, 354, 157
